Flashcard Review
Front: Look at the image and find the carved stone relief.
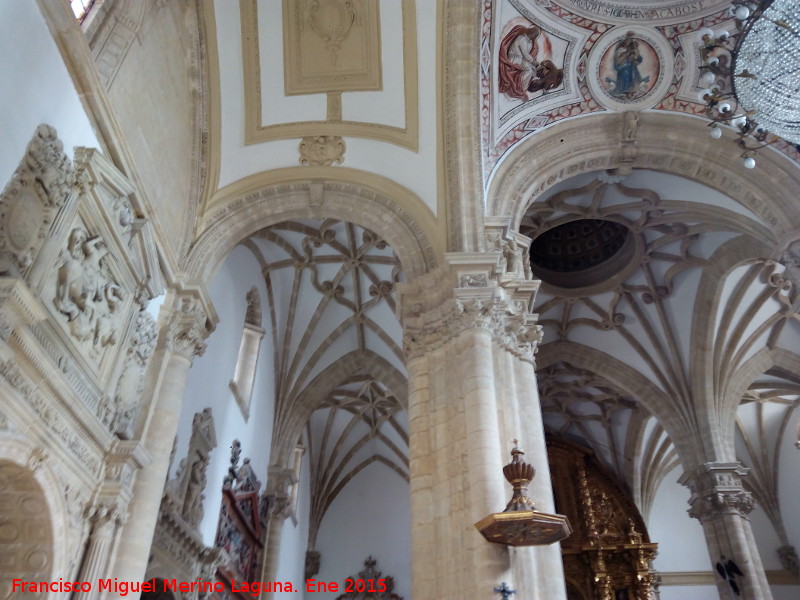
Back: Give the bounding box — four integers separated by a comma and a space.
112, 311, 158, 439
164, 408, 216, 530
150, 410, 224, 589
53, 227, 125, 349
299, 135, 346, 166
283, 0, 382, 94
0, 125, 75, 277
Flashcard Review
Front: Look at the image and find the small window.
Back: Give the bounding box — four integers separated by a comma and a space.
288, 441, 305, 524
229, 287, 265, 421
69, 0, 95, 22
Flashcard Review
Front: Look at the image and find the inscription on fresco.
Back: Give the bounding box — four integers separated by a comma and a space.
557, 0, 709, 21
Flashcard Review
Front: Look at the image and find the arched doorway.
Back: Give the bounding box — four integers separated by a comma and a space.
0, 461, 54, 599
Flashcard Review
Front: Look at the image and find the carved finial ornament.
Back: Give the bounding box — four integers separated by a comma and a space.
475, 442, 571, 546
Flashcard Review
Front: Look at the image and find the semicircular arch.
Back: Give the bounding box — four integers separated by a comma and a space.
185, 168, 441, 283
0, 433, 71, 585
487, 111, 800, 237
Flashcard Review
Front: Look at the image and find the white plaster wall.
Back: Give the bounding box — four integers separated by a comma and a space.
214, 0, 440, 215
779, 409, 800, 554
658, 585, 719, 600
310, 463, 411, 600
648, 469, 709, 572
176, 245, 276, 545
274, 446, 311, 598
0, 3, 99, 186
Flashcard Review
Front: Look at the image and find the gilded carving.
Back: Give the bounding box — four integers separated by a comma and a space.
53, 227, 125, 347
299, 136, 346, 166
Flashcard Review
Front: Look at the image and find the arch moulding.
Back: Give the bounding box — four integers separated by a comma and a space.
487, 112, 800, 237
0, 433, 71, 580
184, 168, 442, 284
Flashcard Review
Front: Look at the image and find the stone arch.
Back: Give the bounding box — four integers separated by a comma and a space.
486, 111, 800, 237
0, 435, 69, 598
271, 349, 407, 467
689, 235, 783, 459
537, 341, 702, 467
184, 169, 441, 284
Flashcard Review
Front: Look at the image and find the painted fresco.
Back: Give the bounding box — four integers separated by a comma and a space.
599, 32, 659, 102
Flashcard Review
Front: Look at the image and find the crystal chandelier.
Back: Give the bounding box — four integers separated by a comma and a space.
697, 0, 800, 168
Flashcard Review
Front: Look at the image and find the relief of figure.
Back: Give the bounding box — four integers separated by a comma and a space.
54, 228, 92, 340
53, 227, 124, 345
499, 24, 564, 101
503, 240, 525, 279
183, 456, 208, 527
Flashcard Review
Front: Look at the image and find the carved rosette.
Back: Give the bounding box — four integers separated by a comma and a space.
681, 463, 756, 522
0, 125, 76, 276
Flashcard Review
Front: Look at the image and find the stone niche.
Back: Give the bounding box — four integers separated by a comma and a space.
0, 124, 163, 437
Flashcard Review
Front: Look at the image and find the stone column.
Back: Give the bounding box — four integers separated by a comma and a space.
258, 465, 294, 599
680, 462, 772, 600
400, 253, 567, 600
109, 290, 215, 587
503, 325, 568, 600
77, 502, 128, 595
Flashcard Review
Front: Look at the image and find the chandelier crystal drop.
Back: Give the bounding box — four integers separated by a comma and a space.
698, 0, 800, 167
734, 1, 800, 144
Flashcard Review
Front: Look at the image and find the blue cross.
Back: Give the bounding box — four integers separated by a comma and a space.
494, 582, 516, 599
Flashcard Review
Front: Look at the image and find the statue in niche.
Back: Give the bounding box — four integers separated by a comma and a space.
183, 455, 208, 527
54, 227, 124, 346
503, 240, 525, 278
163, 408, 216, 531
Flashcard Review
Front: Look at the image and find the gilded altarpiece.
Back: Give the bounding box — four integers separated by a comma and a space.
547, 437, 658, 600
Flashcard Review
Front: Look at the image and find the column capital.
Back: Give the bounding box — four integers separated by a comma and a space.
399, 253, 542, 361
264, 465, 296, 521
86, 500, 129, 532
679, 462, 756, 521
160, 286, 217, 362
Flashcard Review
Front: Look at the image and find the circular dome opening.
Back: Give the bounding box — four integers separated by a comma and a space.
529, 219, 635, 289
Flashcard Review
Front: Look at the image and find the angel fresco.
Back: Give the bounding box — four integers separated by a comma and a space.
499, 23, 564, 101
